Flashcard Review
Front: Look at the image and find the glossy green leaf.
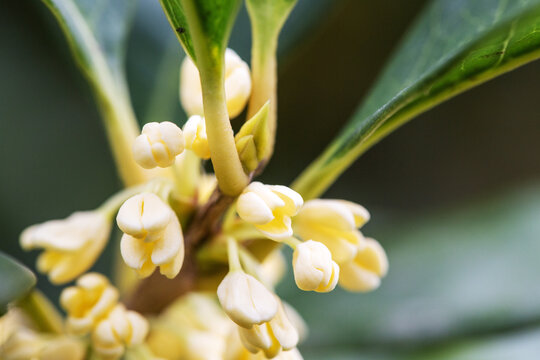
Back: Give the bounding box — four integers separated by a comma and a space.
159, 0, 242, 64
0, 252, 36, 315
41, 0, 146, 186
293, 0, 540, 199
281, 184, 540, 348
158, 0, 195, 60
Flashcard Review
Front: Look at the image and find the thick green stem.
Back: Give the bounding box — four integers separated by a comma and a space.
200, 69, 249, 195
181, 0, 249, 196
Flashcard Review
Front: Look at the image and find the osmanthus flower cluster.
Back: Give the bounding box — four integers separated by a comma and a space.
5, 3, 388, 359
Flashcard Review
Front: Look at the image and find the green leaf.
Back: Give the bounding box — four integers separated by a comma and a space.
301, 327, 540, 360
411, 327, 540, 360
158, 0, 195, 60
292, 0, 540, 199
41, 0, 146, 186
246, 0, 298, 45
0, 252, 36, 315
159, 0, 242, 64
281, 184, 540, 348
41, 0, 134, 97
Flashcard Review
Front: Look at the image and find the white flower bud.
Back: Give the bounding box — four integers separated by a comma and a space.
339, 238, 388, 292
60, 273, 119, 335
180, 48, 251, 119
238, 299, 299, 358
217, 270, 278, 328
20, 211, 110, 284
292, 240, 339, 293
117, 193, 185, 279
293, 199, 370, 263
236, 182, 303, 240
117, 192, 171, 241
183, 115, 211, 159
92, 304, 148, 360
133, 121, 184, 169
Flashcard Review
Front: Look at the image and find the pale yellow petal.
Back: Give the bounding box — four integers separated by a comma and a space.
151, 215, 183, 265
237, 192, 274, 225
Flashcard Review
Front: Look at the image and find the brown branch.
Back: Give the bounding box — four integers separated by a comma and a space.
125, 189, 234, 314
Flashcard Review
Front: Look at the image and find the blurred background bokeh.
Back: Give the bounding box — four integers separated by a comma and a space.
2, 0, 540, 358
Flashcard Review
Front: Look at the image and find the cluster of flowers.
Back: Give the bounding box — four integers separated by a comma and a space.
1, 49, 388, 360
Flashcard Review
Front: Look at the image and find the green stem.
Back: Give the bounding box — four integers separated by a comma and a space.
226, 236, 242, 272
281, 236, 302, 249
17, 290, 63, 334
248, 32, 278, 160
172, 150, 201, 198
181, 0, 249, 196
96, 89, 149, 187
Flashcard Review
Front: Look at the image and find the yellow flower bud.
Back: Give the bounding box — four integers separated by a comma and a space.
149, 293, 234, 360
92, 304, 148, 360
238, 299, 298, 358
133, 121, 184, 169
0, 328, 85, 360
183, 115, 211, 159
0, 328, 44, 360
236, 182, 303, 240
197, 174, 217, 205
60, 273, 119, 335
217, 270, 278, 328
184, 331, 227, 360
338, 238, 388, 292
20, 211, 110, 284
292, 240, 339, 293
180, 49, 251, 119
117, 193, 185, 279
39, 337, 86, 360
293, 199, 370, 263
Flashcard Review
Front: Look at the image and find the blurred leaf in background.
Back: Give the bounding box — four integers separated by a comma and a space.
0, 252, 36, 315
281, 184, 540, 357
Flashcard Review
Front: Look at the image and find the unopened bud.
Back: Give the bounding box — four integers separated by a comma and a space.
133, 121, 184, 169
117, 193, 185, 279
236, 182, 303, 240
217, 270, 278, 328
60, 273, 119, 335
238, 299, 299, 358
92, 304, 148, 360
339, 238, 388, 292
294, 199, 370, 263
183, 115, 211, 159
293, 240, 339, 293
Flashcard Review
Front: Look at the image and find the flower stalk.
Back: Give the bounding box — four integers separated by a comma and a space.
17, 290, 63, 334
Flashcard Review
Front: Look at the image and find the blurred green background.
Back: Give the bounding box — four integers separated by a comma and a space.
2, 0, 540, 359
